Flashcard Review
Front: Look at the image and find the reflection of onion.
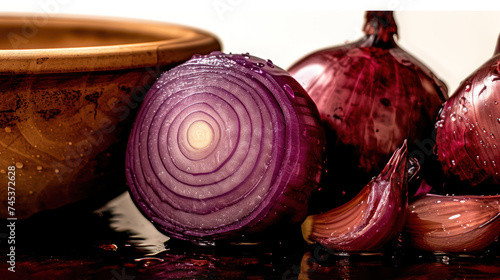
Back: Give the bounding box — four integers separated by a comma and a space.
125, 52, 325, 241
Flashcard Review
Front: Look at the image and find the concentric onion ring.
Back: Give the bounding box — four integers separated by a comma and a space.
125, 52, 325, 241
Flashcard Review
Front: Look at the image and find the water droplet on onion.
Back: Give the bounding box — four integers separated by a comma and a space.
459, 96, 467, 105
266, 59, 274, 68
5, 127, 11, 133
15, 162, 23, 169
400, 59, 413, 66
135, 257, 164, 268
450, 113, 457, 122
464, 82, 472, 92
333, 107, 345, 120
283, 84, 295, 98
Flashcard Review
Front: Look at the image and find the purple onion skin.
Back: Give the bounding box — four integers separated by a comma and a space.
435, 43, 500, 190
125, 51, 325, 242
288, 11, 447, 209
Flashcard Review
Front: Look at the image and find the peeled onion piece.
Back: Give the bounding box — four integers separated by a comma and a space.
405, 194, 500, 253
301, 142, 408, 252
288, 11, 447, 209
435, 36, 500, 189
125, 51, 325, 241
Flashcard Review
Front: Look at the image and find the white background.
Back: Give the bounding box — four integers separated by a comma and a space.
2, 0, 500, 95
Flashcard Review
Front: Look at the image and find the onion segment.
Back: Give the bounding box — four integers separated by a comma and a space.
302, 141, 408, 252
405, 194, 500, 253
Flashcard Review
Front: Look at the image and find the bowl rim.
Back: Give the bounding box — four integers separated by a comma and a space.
0, 13, 221, 74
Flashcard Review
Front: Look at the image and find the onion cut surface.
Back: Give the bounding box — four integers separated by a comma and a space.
125, 52, 325, 241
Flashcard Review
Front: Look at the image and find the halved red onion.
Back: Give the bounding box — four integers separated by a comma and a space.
435, 38, 500, 189
125, 52, 325, 241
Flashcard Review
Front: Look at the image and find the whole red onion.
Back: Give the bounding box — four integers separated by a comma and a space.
435, 36, 500, 190
288, 11, 448, 208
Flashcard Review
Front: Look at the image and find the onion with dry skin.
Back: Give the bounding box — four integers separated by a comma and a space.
435, 35, 500, 190
288, 11, 447, 210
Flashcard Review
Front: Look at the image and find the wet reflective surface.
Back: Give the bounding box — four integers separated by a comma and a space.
1, 192, 500, 279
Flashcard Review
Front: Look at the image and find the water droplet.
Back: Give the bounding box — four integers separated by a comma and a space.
491, 133, 495, 139
99, 244, 118, 251
333, 107, 345, 120
68, 142, 72, 145
495, 101, 498, 105
462, 107, 468, 114
266, 59, 274, 68
242, 52, 250, 59
484, 161, 488, 166
283, 84, 295, 98
5, 127, 12, 133
256, 62, 264, 67
451, 160, 456, 166
54, 169, 60, 174
135, 257, 164, 268
401, 59, 413, 66
483, 128, 487, 133
15, 162, 23, 169
459, 96, 467, 105
0, 169, 5, 174
36, 166, 43, 171
450, 113, 457, 122
498, 118, 500, 124
380, 98, 391, 107
464, 82, 471, 92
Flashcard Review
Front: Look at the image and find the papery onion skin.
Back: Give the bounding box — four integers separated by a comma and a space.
435, 44, 500, 189
125, 51, 325, 241
288, 11, 447, 209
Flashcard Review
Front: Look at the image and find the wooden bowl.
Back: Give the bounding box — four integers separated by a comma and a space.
0, 14, 221, 218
